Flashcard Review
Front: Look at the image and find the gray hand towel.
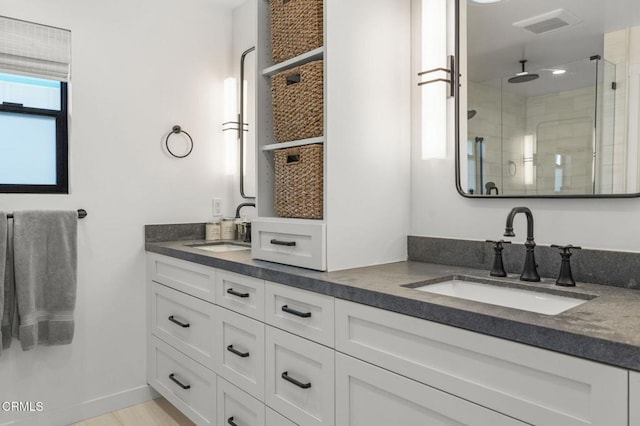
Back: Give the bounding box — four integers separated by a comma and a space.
4, 221, 16, 349
13, 210, 78, 350
0, 212, 6, 354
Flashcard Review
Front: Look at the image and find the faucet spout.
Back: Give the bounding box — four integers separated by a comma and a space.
235, 202, 255, 219
504, 207, 534, 242
504, 207, 540, 282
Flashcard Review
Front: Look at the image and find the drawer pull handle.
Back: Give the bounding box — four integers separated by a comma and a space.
168, 315, 190, 328
227, 344, 250, 358
227, 288, 250, 298
281, 371, 311, 389
281, 305, 312, 318
169, 373, 191, 390
228, 417, 239, 426
270, 239, 296, 247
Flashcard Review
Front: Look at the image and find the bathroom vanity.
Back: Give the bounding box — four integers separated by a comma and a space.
145, 238, 640, 426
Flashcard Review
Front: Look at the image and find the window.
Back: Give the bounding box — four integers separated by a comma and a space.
0, 73, 68, 192
0, 16, 71, 193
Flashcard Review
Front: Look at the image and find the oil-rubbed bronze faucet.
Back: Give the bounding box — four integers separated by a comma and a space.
504, 207, 540, 282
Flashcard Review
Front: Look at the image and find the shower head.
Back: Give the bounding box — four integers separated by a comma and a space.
467, 110, 477, 120
508, 60, 539, 84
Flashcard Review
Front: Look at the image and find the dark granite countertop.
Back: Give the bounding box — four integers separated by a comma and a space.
146, 239, 640, 372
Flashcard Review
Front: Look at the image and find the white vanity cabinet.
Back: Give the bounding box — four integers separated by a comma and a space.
147, 253, 322, 426
631, 371, 640, 425
254, 0, 411, 271
335, 299, 629, 426
148, 252, 634, 426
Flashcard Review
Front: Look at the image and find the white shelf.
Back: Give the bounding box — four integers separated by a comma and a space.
261, 136, 324, 151
261, 47, 324, 77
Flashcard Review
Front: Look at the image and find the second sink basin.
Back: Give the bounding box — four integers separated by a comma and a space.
406, 276, 593, 315
187, 242, 251, 253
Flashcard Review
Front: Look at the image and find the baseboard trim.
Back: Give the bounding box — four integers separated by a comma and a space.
0, 385, 158, 426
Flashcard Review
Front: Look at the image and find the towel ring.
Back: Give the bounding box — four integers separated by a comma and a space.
165, 125, 193, 158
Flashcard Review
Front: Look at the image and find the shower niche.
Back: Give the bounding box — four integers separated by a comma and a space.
458, 0, 640, 197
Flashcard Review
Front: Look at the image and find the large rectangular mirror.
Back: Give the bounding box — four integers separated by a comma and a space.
457, 0, 640, 197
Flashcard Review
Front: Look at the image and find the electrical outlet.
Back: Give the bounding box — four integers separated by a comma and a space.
212, 198, 223, 216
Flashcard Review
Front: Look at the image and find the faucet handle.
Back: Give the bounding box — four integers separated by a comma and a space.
551, 244, 582, 286
486, 240, 511, 277
550, 244, 582, 253
486, 239, 512, 249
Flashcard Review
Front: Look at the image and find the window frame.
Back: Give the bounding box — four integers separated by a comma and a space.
0, 80, 68, 194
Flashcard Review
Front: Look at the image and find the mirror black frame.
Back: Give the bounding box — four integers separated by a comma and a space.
454, 0, 640, 199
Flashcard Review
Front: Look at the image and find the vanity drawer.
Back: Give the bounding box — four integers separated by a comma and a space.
631, 371, 640, 426
336, 352, 526, 426
148, 336, 216, 426
265, 326, 334, 426
150, 282, 217, 370
217, 270, 265, 321
335, 299, 628, 426
265, 282, 334, 347
148, 253, 217, 303
251, 219, 326, 271
216, 306, 266, 401
266, 408, 297, 426
217, 376, 266, 426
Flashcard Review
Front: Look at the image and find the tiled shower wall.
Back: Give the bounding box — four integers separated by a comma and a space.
523, 85, 597, 195
604, 26, 640, 194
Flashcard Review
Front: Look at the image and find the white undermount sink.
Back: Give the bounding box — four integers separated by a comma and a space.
410, 278, 592, 315
188, 242, 250, 252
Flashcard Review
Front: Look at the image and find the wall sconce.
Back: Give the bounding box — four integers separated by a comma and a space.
417, 0, 451, 160
223, 77, 238, 175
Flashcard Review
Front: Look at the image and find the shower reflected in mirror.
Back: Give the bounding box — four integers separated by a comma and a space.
458, 0, 640, 197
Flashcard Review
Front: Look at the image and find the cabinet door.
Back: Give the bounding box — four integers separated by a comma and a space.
251, 219, 326, 271
148, 336, 216, 426
148, 253, 217, 303
266, 408, 297, 426
217, 270, 265, 321
150, 282, 217, 370
265, 281, 334, 347
217, 376, 265, 426
336, 353, 526, 426
216, 306, 266, 401
631, 371, 640, 425
265, 326, 334, 426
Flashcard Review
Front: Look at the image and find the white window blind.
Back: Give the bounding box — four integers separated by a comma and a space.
0, 16, 70, 82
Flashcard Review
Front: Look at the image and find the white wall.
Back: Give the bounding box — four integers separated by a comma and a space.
411, 0, 640, 253
0, 0, 234, 424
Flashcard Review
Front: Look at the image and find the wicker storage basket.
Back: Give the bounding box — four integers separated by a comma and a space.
274, 144, 323, 219
272, 60, 324, 143
271, 0, 323, 63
